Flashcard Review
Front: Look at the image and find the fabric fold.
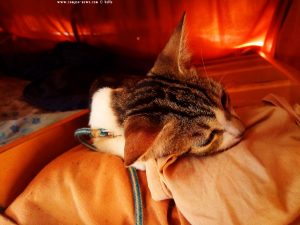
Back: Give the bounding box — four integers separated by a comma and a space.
145, 94, 300, 224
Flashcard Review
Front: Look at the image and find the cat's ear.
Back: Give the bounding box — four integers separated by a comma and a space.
123, 116, 180, 166
149, 13, 195, 78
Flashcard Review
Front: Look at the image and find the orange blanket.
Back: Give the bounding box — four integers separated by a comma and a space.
1, 94, 300, 225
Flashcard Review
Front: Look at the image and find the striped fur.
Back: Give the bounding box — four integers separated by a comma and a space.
90, 14, 245, 167
108, 73, 245, 165
124, 74, 218, 119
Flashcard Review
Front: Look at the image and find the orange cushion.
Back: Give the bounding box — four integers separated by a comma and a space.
1, 146, 188, 224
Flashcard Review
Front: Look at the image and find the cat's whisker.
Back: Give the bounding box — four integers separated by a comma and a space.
200, 48, 213, 90
218, 74, 227, 84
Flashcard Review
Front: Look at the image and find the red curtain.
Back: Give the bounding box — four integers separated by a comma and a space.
0, 0, 284, 58
186, 0, 279, 59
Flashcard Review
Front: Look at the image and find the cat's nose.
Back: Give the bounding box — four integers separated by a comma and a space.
225, 117, 245, 137
215, 109, 245, 137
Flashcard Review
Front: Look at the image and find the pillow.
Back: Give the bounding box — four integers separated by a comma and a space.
1, 147, 186, 224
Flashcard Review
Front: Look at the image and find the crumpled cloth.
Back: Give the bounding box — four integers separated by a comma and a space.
145, 94, 300, 224
1, 94, 300, 225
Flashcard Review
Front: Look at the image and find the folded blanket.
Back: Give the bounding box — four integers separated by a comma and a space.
146, 94, 300, 224
1, 94, 300, 225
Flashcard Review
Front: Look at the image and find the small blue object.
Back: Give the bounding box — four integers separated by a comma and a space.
99, 128, 109, 136
10, 124, 20, 133
32, 117, 41, 124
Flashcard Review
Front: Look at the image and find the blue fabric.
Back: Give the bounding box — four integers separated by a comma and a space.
0, 110, 79, 146
128, 167, 143, 225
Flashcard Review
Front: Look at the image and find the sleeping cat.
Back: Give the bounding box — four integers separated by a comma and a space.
89, 15, 245, 170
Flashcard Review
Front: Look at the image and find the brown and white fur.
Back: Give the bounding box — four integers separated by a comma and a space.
89, 15, 245, 170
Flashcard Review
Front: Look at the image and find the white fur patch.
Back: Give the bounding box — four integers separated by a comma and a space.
89, 88, 124, 158
89, 88, 123, 135
89, 88, 145, 170
93, 136, 125, 158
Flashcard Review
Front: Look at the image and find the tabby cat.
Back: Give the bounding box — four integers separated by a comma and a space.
89, 16, 245, 170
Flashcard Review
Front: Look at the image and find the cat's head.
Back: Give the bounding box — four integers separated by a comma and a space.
123, 15, 245, 166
